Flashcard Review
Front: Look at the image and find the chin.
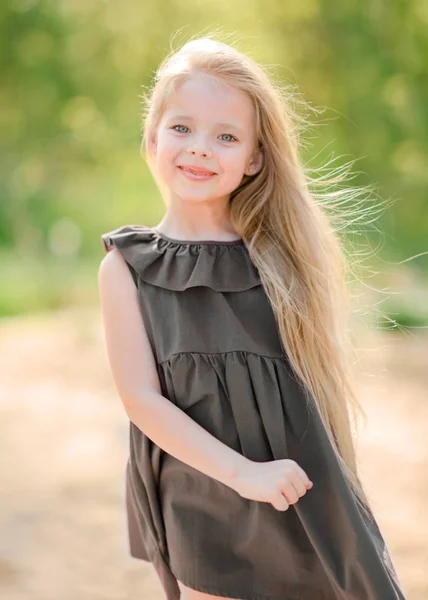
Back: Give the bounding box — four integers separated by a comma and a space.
173, 188, 226, 203
175, 191, 215, 203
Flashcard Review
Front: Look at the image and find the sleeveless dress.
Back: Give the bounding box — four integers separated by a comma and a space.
101, 224, 406, 600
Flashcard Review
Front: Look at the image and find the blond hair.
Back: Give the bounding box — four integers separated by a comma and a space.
140, 32, 379, 519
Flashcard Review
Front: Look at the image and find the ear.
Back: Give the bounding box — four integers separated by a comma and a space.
245, 145, 264, 176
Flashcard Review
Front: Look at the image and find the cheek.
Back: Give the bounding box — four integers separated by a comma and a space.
218, 147, 248, 174
158, 134, 181, 157
155, 138, 182, 176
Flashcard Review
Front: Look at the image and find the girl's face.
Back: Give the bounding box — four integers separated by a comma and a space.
150, 72, 262, 203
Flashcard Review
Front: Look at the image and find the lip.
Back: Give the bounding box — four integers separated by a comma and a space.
178, 165, 217, 176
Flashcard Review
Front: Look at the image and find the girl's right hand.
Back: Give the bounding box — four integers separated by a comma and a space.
231, 458, 314, 511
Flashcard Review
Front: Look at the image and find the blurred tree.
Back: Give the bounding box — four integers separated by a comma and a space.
1, 0, 427, 315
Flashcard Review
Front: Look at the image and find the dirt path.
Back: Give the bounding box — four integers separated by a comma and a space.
0, 307, 426, 599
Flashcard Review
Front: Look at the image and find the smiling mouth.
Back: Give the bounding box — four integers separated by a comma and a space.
178, 166, 217, 176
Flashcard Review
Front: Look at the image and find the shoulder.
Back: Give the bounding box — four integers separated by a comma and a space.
98, 246, 140, 310
98, 245, 131, 283
99, 223, 153, 289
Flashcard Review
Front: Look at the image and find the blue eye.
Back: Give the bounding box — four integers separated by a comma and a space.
219, 133, 237, 143
172, 125, 190, 133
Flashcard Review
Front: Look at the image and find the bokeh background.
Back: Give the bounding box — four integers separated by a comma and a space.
1, 1, 427, 598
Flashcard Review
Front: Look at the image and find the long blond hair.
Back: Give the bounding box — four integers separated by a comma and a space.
140, 33, 379, 518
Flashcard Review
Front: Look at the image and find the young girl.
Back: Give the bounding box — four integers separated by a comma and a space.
98, 37, 406, 600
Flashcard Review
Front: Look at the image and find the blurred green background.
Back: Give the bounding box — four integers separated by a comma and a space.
1, 0, 427, 326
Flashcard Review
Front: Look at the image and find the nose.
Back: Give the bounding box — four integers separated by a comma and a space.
186, 138, 213, 159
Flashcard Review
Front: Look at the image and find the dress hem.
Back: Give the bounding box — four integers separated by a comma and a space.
170, 566, 303, 600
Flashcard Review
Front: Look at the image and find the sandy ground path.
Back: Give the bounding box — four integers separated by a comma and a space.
0, 307, 426, 599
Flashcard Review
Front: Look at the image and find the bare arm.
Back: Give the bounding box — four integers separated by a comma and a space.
98, 248, 248, 488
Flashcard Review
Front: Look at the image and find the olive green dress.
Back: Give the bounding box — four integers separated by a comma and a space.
101, 224, 406, 600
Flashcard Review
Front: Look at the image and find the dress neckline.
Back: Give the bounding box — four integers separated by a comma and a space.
101, 224, 261, 292
152, 227, 244, 246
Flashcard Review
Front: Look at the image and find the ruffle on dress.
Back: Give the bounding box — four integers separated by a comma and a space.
101, 224, 261, 292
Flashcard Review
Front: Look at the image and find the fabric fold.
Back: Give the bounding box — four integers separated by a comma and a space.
101, 224, 261, 292
153, 351, 405, 599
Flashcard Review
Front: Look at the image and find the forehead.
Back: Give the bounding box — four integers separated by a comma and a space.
162, 73, 255, 128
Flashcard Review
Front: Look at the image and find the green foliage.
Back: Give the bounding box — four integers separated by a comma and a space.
1, 0, 427, 316
375, 293, 428, 332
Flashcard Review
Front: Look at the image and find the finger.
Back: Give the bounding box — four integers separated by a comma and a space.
271, 492, 289, 512
289, 476, 308, 498
294, 472, 313, 494
293, 463, 313, 488
281, 480, 301, 505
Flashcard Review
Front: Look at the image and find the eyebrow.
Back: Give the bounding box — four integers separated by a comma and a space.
166, 114, 246, 135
